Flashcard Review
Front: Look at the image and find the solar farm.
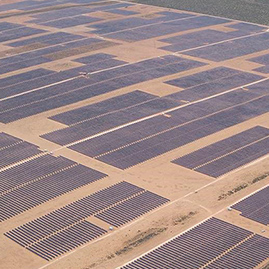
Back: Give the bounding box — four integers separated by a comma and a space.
0, 0, 268, 268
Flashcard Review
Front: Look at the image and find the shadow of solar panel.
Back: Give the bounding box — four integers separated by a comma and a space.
172, 126, 269, 169
0, 161, 107, 221
95, 191, 169, 227
26, 221, 106, 260
4, 181, 144, 245
232, 186, 269, 225
204, 235, 269, 269
121, 217, 255, 269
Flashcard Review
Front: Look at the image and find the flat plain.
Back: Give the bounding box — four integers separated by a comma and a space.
0, 0, 268, 269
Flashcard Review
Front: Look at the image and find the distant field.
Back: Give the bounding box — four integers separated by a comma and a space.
130, 0, 269, 25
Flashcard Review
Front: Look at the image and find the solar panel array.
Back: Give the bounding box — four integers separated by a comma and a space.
1, 0, 269, 267
95, 191, 169, 227
0, 55, 204, 123
0, 133, 107, 221
0, 132, 23, 150
0, 133, 43, 170
121, 217, 269, 269
165, 66, 263, 101
232, 186, 269, 225
160, 23, 267, 52
27, 221, 106, 260
65, 83, 269, 169
5, 181, 169, 260
249, 53, 269, 74
172, 126, 269, 177
184, 31, 269, 62
42, 93, 182, 145
49, 90, 157, 125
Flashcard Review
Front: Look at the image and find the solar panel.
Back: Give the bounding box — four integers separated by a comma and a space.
121, 218, 268, 269
4, 181, 167, 260
95, 191, 169, 227
232, 186, 269, 225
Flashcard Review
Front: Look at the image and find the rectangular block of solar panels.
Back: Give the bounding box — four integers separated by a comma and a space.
0, 155, 73, 194
42, 97, 181, 145
70, 58, 127, 74
0, 68, 54, 89
67, 89, 269, 169
0, 22, 22, 31
193, 137, 269, 177
172, 126, 269, 169
29, 7, 94, 22
165, 67, 264, 102
159, 23, 266, 52
107, 8, 138, 16
95, 191, 169, 227
0, 141, 42, 170
0, 55, 205, 123
7, 32, 85, 47
204, 234, 269, 269
73, 52, 115, 65
250, 53, 269, 73
232, 186, 269, 225
105, 15, 229, 41
183, 32, 269, 61
0, 132, 23, 150
0, 69, 80, 100
0, 57, 51, 76
41, 16, 102, 29
49, 90, 157, 125
27, 221, 106, 260
4, 181, 144, 246
121, 217, 269, 269
0, 155, 107, 221
0, 26, 46, 43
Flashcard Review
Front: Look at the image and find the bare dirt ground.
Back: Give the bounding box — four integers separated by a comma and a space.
0, 1, 268, 269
